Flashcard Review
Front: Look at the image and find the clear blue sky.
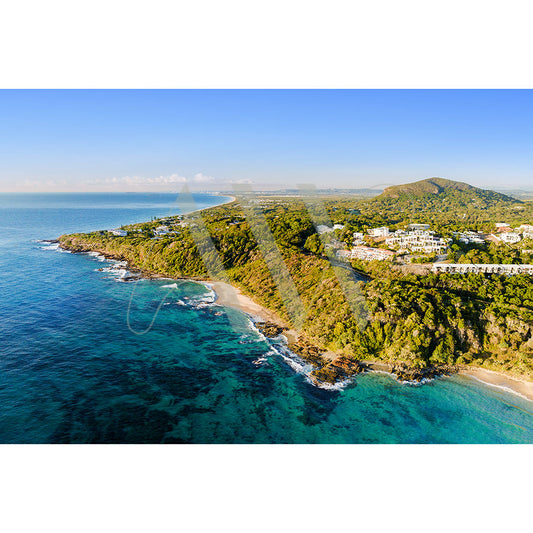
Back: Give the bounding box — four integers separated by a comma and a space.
1, 89, 532, 192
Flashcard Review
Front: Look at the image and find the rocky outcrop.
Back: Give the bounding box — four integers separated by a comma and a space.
288, 340, 328, 367
311, 356, 367, 385
255, 321, 286, 338
390, 362, 458, 382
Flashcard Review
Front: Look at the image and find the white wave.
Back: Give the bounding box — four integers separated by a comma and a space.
396, 377, 434, 386
252, 350, 274, 366
85, 251, 105, 261
38, 241, 71, 253
243, 317, 267, 342
258, 336, 360, 391
39, 242, 59, 250
312, 377, 355, 391
271, 344, 314, 375
161, 283, 179, 289
197, 282, 217, 303
465, 375, 531, 402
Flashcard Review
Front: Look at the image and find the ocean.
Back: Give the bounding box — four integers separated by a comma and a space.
1, 192, 533, 443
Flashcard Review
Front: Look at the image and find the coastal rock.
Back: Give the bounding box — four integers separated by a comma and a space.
288, 340, 327, 367
390, 362, 457, 382
255, 321, 286, 338
310, 356, 366, 385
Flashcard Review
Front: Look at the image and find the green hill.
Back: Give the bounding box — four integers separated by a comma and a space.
358, 177, 527, 229
378, 177, 516, 203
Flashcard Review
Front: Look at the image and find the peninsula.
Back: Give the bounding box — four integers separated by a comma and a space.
59, 178, 533, 398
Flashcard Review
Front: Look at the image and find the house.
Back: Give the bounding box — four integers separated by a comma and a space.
407, 223, 430, 231
333, 224, 345, 230
353, 232, 365, 246
337, 246, 395, 262
495, 223, 512, 233
454, 231, 486, 244
317, 225, 334, 234
517, 224, 533, 232
386, 230, 449, 254
368, 226, 390, 237
109, 229, 127, 237
500, 232, 521, 244
154, 225, 171, 236
516, 225, 533, 239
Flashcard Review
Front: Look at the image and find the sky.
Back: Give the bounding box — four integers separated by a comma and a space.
1, 89, 533, 192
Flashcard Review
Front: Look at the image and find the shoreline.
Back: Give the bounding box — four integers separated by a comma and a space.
56, 193, 533, 402
459, 367, 533, 402
61, 243, 533, 402
207, 280, 299, 344
56, 242, 533, 402
361, 360, 533, 402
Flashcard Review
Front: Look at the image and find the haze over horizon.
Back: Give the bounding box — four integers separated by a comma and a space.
1, 90, 533, 193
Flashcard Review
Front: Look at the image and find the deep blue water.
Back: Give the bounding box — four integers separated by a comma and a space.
1, 193, 533, 443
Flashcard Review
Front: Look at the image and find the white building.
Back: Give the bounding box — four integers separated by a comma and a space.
110, 229, 127, 237
517, 224, 533, 233
454, 231, 486, 245
333, 224, 345, 230
408, 223, 430, 231
154, 225, 171, 236
317, 225, 334, 234
516, 225, 533, 240
337, 246, 395, 262
353, 232, 365, 245
368, 226, 390, 238
386, 230, 449, 254
500, 232, 522, 244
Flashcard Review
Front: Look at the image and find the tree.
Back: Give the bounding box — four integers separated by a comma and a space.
304, 234, 324, 256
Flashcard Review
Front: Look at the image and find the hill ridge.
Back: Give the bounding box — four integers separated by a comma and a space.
378, 177, 517, 202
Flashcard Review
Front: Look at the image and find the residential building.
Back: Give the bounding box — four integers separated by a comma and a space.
500, 232, 521, 244
407, 223, 430, 231
337, 246, 395, 262
517, 224, 533, 233
454, 231, 486, 244
386, 230, 449, 254
516, 225, 533, 240
154, 225, 173, 236
109, 229, 127, 237
353, 232, 365, 246
317, 225, 334, 234
495, 223, 512, 233
368, 226, 390, 237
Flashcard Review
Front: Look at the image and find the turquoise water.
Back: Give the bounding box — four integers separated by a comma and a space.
1, 193, 533, 443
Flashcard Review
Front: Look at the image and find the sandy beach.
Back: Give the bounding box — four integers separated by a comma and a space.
207, 284, 533, 403
460, 367, 533, 402
208, 281, 299, 343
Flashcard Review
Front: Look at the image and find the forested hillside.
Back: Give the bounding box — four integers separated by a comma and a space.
59, 185, 533, 382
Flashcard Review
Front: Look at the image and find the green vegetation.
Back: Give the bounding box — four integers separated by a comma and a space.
335, 177, 533, 235
448, 238, 533, 265
59, 178, 533, 381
